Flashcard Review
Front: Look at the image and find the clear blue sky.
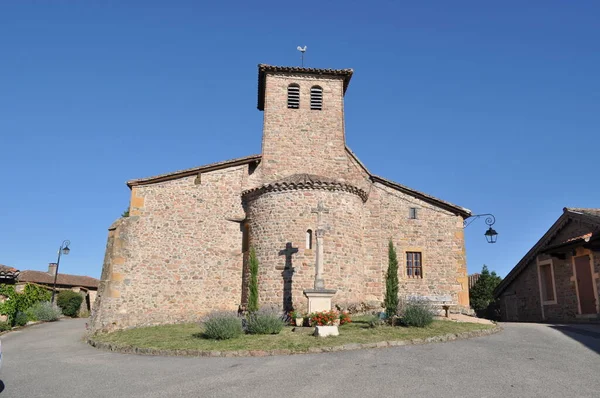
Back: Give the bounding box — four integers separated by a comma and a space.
1, 1, 598, 279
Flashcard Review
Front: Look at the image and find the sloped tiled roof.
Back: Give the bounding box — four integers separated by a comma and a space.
0, 264, 20, 278
17, 270, 99, 289
127, 154, 261, 187
125, 148, 469, 217
242, 173, 369, 202
370, 175, 471, 217
565, 208, 600, 223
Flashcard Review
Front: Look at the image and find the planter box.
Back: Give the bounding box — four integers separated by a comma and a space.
314, 325, 339, 337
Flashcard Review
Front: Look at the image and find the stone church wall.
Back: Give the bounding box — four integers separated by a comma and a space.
364, 183, 469, 308
245, 189, 365, 311
91, 165, 249, 332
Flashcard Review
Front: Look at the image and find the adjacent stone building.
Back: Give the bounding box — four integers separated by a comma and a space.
91, 64, 472, 332
16, 263, 99, 313
495, 208, 600, 322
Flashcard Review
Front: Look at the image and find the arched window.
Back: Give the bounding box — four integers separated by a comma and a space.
306, 229, 313, 249
287, 84, 300, 109
310, 86, 322, 110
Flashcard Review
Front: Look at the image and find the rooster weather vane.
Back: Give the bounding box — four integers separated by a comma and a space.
297, 46, 307, 67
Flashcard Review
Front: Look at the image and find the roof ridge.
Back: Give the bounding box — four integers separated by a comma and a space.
370, 174, 471, 217
127, 154, 261, 188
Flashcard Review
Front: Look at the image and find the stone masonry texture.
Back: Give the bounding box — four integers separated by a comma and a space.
91, 66, 470, 333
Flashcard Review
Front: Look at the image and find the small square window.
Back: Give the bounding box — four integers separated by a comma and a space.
409, 208, 418, 219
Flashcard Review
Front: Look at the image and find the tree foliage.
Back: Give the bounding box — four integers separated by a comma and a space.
0, 284, 52, 325
384, 239, 399, 319
248, 247, 259, 313
469, 265, 502, 318
56, 290, 84, 317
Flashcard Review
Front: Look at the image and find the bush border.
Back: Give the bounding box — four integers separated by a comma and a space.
87, 325, 502, 357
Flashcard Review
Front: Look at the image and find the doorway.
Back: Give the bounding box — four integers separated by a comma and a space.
574, 255, 597, 315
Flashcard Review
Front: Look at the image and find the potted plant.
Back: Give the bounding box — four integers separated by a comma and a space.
309, 310, 340, 337
290, 310, 304, 327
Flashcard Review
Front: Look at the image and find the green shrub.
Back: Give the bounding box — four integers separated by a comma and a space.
384, 239, 399, 319
201, 312, 243, 340
248, 247, 259, 313
56, 290, 83, 317
401, 301, 434, 328
15, 311, 28, 327
0, 321, 11, 332
26, 302, 62, 322
246, 308, 284, 335
0, 283, 51, 325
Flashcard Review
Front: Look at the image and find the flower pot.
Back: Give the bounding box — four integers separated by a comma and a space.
314, 325, 339, 337
295, 318, 304, 327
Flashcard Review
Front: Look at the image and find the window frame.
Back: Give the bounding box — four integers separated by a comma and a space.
287, 83, 300, 109
310, 85, 323, 110
537, 258, 557, 305
409, 207, 418, 219
306, 229, 313, 250
406, 251, 423, 279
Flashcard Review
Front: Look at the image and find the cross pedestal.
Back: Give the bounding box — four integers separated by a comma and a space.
303, 289, 336, 313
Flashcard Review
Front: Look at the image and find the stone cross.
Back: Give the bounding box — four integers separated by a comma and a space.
311, 201, 329, 229
314, 229, 325, 289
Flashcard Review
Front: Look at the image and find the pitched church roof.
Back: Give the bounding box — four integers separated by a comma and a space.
127, 148, 470, 217
494, 207, 600, 297
127, 154, 261, 187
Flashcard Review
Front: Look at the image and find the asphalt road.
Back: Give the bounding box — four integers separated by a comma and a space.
1, 318, 599, 397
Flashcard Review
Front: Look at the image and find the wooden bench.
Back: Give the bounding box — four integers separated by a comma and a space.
406, 295, 453, 317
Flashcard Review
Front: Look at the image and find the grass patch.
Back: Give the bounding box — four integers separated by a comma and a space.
93, 318, 494, 353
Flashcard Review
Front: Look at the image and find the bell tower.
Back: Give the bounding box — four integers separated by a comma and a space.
257, 64, 353, 180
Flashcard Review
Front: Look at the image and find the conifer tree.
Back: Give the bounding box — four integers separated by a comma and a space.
384, 239, 399, 319
469, 265, 502, 316
248, 247, 259, 313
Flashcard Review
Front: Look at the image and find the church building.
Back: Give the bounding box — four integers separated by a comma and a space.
91, 64, 472, 332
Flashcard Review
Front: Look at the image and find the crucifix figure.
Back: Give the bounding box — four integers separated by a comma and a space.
311, 201, 330, 290
311, 201, 329, 228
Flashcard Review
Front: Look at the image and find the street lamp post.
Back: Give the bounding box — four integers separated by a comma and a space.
464, 214, 498, 243
51, 240, 71, 304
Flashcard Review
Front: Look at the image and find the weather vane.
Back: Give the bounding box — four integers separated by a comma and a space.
297, 45, 307, 67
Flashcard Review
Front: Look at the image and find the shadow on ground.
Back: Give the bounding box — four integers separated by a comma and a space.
549, 325, 600, 355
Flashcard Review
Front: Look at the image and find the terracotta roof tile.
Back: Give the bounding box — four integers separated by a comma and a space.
242, 173, 369, 202
0, 264, 20, 277
17, 270, 99, 289
565, 208, 600, 221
